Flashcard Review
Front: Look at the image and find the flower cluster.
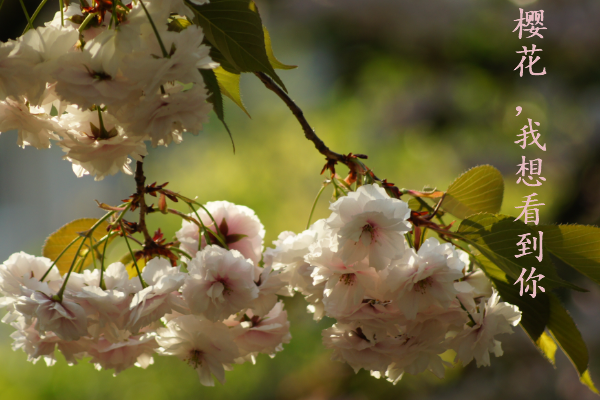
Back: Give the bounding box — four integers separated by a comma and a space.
266, 184, 522, 383
0, 202, 291, 386
0, 0, 215, 180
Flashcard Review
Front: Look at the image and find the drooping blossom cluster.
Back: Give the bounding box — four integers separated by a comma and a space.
0, 0, 215, 180
0, 202, 292, 386
265, 184, 522, 383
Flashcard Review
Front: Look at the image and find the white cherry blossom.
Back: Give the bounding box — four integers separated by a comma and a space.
451, 290, 521, 367
327, 184, 411, 270
177, 201, 266, 265
182, 246, 259, 321
156, 315, 239, 386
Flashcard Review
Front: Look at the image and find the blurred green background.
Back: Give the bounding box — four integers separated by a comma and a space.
1, 0, 600, 399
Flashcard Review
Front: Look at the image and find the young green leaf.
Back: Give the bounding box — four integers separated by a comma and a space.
539, 224, 600, 287
42, 218, 112, 274
442, 165, 504, 219
187, 0, 287, 90
263, 25, 296, 70
547, 294, 599, 394
456, 213, 585, 292
214, 66, 251, 117
200, 68, 235, 152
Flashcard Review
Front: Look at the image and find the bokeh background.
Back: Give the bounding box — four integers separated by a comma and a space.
1, 0, 600, 399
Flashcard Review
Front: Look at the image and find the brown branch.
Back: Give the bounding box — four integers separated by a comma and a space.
254, 72, 353, 172
135, 160, 154, 246
255, 72, 405, 197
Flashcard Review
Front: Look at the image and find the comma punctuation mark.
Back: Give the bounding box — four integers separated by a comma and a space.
516, 106, 522, 116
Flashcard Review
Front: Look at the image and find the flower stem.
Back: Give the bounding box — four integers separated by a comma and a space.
306, 181, 329, 229
59, 0, 64, 27
41, 209, 118, 282
55, 237, 88, 301
89, 235, 100, 277
99, 232, 114, 290
169, 247, 192, 260
458, 298, 476, 325
40, 235, 82, 282
22, 0, 49, 34
139, 0, 169, 58
79, 12, 98, 33
185, 202, 229, 250
121, 221, 147, 288
19, 0, 33, 31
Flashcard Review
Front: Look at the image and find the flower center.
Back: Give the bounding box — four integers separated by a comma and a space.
360, 223, 376, 243
187, 349, 203, 369
414, 276, 433, 294
339, 273, 356, 286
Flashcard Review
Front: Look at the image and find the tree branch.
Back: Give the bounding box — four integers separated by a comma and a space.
255, 72, 408, 199
254, 72, 355, 173
135, 160, 154, 246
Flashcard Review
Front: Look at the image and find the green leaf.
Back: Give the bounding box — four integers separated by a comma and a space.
214, 66, 251, 117
442, 165, 504, 219
263, 25, 296, 70
456, 213, 585, 292
187, 0, 287, 90
535, 331, 558, 366
547, 294, 599, 394
200, 68, 235, 152
42, 218, 112, 274
539, 224, 600, 287
209, 42, 240, 74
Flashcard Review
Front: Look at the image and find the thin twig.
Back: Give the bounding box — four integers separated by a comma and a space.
135, 160, 154, 246
254, 72, 351, 169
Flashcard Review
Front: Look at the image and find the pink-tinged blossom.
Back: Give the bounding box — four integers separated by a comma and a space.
451, 290, 521, 367
462, 269, 494, 298
10, 316, 88, 366
127, 258, 187, 333
383, 320, 449, 380
117, 83, 211, 147
0, 98, 61, 149
0, 39, 42, 102
327, 184, 411, 270
385, 238, 465, 320
322, 323, 393, 375
307, 238, 380, 317
156, 316, 239, 386
0, 252, 61, 297
182, 246, 259, 321
123, 26, 216, 95
335, 300, 404, 341
57, 109, 147, 181
264, 220, 330, 320
31, 292, 89, 341
176, 201, 266, 265
250, 264, 292, 317
17, 25, 79, 104
87, 333, 158, 375
233, 302, 291, 361
69, 285, 131, 343
53, 49, 141, 110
